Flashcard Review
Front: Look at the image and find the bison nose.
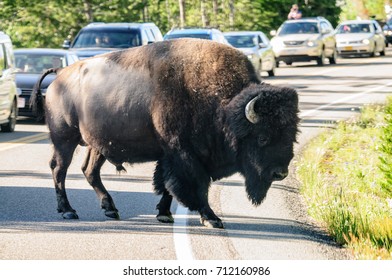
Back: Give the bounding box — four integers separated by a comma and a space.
272, 170, 288, 181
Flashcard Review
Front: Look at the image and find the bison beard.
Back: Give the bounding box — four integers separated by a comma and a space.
30, 39, 299, 229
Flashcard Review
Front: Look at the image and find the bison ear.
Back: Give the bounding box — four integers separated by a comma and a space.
245, 96, 260, 124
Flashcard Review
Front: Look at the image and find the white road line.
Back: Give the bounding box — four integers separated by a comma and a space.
173, 204, 194, 260
300, 81, 392, 118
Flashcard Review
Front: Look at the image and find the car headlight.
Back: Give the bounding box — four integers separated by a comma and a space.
247, 54, 253, 60
362, 39, 370, 45
307, 40, 318, 47
388, 30, 392, 36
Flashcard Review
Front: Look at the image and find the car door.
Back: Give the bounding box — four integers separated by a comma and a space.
258, 33, 274, 71
372, 21, 385, 52
320, 21, 335, 57
0, 42, 12, 123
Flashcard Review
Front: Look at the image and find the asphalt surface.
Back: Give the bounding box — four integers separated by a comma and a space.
1, 48, 391, 262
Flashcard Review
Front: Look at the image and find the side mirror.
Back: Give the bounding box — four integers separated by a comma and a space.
322, 29, 331, 34
259, 43, 268, 48
270, 30, 277, 36
62, 40, 71, 49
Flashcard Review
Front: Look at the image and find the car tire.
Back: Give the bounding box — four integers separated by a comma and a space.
329, 48, 337, 64
380, 46, 386, 56
317, 49, 325, 66
0, 99, 17, 133
267, 65, 275, 77
370, 44, 376, 57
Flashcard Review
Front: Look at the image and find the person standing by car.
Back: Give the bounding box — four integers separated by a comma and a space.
288, 4, 302, 20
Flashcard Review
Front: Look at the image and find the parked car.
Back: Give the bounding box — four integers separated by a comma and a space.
164, 28, 229, 45
270, 17, 337, 66
224, 31, 276, 77
14, 48, 79, 117
63, 22, 163, 60
336, 20, 386, 57
0, 31, 17, 132
383, 17, 392, 46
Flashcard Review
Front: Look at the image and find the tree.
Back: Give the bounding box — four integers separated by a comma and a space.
0, 0, 344, 48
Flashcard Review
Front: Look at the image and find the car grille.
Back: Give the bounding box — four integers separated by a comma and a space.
339, 41, 362, 45
283, 41, 305, 46
21, 89, 33, 96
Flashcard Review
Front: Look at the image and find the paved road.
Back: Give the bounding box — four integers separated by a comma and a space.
0, 49, 391, 260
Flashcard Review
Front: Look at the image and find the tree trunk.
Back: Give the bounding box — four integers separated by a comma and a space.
201, 0, 208, 27
179, 0, 186, 28
83, 0, 93, 22
229, 0, 234, 30
212, 0, 218, 27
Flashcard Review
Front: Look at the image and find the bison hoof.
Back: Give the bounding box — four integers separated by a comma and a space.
62, 211, 79, 219
156, 214, 174, 223
200, 217, 224, 229
105, 210, 120, 219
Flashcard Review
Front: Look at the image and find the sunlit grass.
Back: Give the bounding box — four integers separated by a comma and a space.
297, 104, 392, 259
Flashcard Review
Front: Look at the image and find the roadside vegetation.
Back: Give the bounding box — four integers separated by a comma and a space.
297, 98, 392, 259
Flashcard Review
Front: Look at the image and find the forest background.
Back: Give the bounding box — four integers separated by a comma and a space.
0, 0, 389, 49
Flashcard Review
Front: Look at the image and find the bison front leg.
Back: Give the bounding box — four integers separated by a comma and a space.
161, 154, 224, 229
153, 160, 174, 223
82, 147, 119, 219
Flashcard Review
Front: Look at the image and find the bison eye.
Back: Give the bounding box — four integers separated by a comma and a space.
258, 136, 269, 146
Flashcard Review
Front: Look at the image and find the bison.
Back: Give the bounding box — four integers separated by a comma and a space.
31, 38, 299, 228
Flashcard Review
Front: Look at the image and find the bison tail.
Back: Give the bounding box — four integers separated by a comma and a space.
29, 68, 61, 122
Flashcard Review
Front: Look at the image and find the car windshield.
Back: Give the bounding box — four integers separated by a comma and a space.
336, 23, 371, 34
72, 29, 141, 48
225, 35, 257, 48
15, 54, 65, 74
164, 33, 211, 40
279, 22, 319, 35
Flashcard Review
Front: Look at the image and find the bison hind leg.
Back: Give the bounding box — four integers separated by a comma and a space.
82, 147, 119, 219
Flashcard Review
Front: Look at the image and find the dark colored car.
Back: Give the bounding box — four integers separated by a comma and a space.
63, 22, 163, 60
383, 18, 392, 46
14, 48, 79, 117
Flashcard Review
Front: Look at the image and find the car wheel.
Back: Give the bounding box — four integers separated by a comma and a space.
329, 48, 337, 64
258, 60, 263, 77
267, 65, 275, 77
0, 99, 17, 133
286, 62, 292, 66
370, 44, 376, 57
380, 46, 386, 56
317, 49, 325, 66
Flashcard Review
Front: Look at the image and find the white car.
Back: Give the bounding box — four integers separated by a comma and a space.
335, 19, 386, 57
224, 31, 276, 77
270, 17, 337, 66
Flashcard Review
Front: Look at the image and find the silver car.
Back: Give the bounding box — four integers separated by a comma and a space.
224, 31, 276, 77
271, 17, 337, 66
335, 20, 386, 57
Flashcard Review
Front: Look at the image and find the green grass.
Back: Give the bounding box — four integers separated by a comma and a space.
297, 103, 392, 259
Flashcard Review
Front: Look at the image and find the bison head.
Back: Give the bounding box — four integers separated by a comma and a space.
224, 83, 300, 205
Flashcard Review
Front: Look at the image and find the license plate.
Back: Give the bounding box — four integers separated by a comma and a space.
344, 46, 353, 51
18, 97, 26, 108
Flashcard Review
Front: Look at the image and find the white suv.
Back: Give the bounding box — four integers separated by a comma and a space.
271, 17, 337, 66
0, 31, 17, 132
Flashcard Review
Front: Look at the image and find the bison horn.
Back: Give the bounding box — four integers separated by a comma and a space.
245, 96, 260, 124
